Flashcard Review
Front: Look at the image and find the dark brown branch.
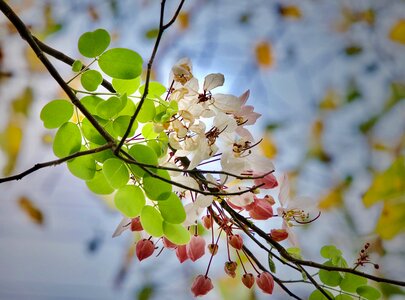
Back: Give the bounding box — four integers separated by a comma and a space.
115, 0, 185, 153
299, 265, 332, 300
0, 144, 113, 183
0, 0, 115, 144
220, 201, 405, 287
32, 36, 115, 93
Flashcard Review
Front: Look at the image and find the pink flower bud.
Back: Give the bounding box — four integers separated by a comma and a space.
241, 273, 255, 289
130, 217, 143, 231
270, 229, 288, 242
248, 198, 274, 220
135, 239, 154, 261
254, 173, 278, 189
208, 243, 218, 255
191, 275, 214, 297
228, 234, 244, 250
202, 215, 212, 229
224, 261, 237, 278
186, 235, 206, 262
175, 245, 189, 263
256, 272, 274, 294
162, 237, 177, 249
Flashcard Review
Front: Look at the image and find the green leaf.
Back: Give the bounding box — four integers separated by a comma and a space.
114, 185, 145, 217
140, 205, 163, 237
335, 295, 353, 300
90, 143, 115, 162
113, 115, 137, 138
81, 70, 103, 91
112, 77, 140, 95
158, 192, 186, 224
102, 158, 129, 188
67, 154, 96, 180
81, 117, 106, 145
139, 82, 167, 97
308, 289, 334, 300
98, 48, 143, 79
356, 285, 381, 300
319, 260, 343, 287
147, 139, 167, 158
143, 169, 172, 200
287, 247, 302, 259
53, 122, 82, 158
320, 245, 342, 259
128, 144, 158, 177
80, 95, 103, 115
163, 222, 190, 245
72, 60, 83, 72
268, 253, 276, 273
86, 170, 114, 195
136, 99, 156, 123
340, 273, 367, 293
40, 100, 74, 129
120, 97, 136, 116
78, 28, 110, 58
96, 96, 126, 119
141, 123, 159, 139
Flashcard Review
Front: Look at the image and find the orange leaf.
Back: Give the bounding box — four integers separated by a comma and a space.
255, 41, 274, 68
260, 135, 277, 159
177, 12, 189, 30
18, 197, 44, 225
278, 5, 302, 20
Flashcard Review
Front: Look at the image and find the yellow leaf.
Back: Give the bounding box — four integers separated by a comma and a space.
260, 135, 277, 158
278, 5, 302, 20
0, 121, 23, 175
255, 41, 274, 68
318, 188, 343, 210
177, 12, 189, 30
25, 47, 47, 72
389, 19, 405, 45
218, 276, 253, 300
18, 196, 44, 225
363, 156, 405, 207
319, 89, 340, 110
375, 200, 405, 239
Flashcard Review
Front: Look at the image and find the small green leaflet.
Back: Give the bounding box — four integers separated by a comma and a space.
78, 29, 111, 58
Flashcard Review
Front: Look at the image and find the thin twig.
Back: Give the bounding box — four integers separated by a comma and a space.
0, 144, 113, 183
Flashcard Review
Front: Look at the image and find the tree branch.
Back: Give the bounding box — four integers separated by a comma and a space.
115, 0, 185, 153
0, 0, 115, 144
0, 144, 113, 183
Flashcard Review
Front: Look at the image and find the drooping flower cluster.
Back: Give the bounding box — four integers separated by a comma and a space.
111, 58, 319, 298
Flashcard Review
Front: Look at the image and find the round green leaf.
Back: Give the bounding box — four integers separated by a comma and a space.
163, 222, 190, 245
102, 158, 129, 189
139, 82, 167, 97
128, 144, 158, 177
96, 96, 125, 119
114, 185, 145, 217
321, 245, 342, 260
81, 117, 106, 145
136, 99, 156, 123
72, 60, 83, 72
67, 154, 96, 180
340, 273, 367, 293
113, 115, 137, 138
80, 95, 103, 115
53, 122, 82, 158
81, 70, 103, 92
78, 29, 110, 58
143, 169, 172, 200
98, 48, 143, 79
319, 260, 343, 287
147, 139, 167, 158
40, 100, 73, 129
308, 289, 334, 300
112, 77, 140, 95
86, 171, 114, 195
120, 98, 136, 116
90, 142, 115, 162
158, 193, 186, 224
140, 205, 163, 237
141, 123, 158, 139
356, 286, 381, 300
335, 295, 353, 300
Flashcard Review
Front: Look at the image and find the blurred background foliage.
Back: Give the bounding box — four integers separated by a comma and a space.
0, 0, 404, 299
